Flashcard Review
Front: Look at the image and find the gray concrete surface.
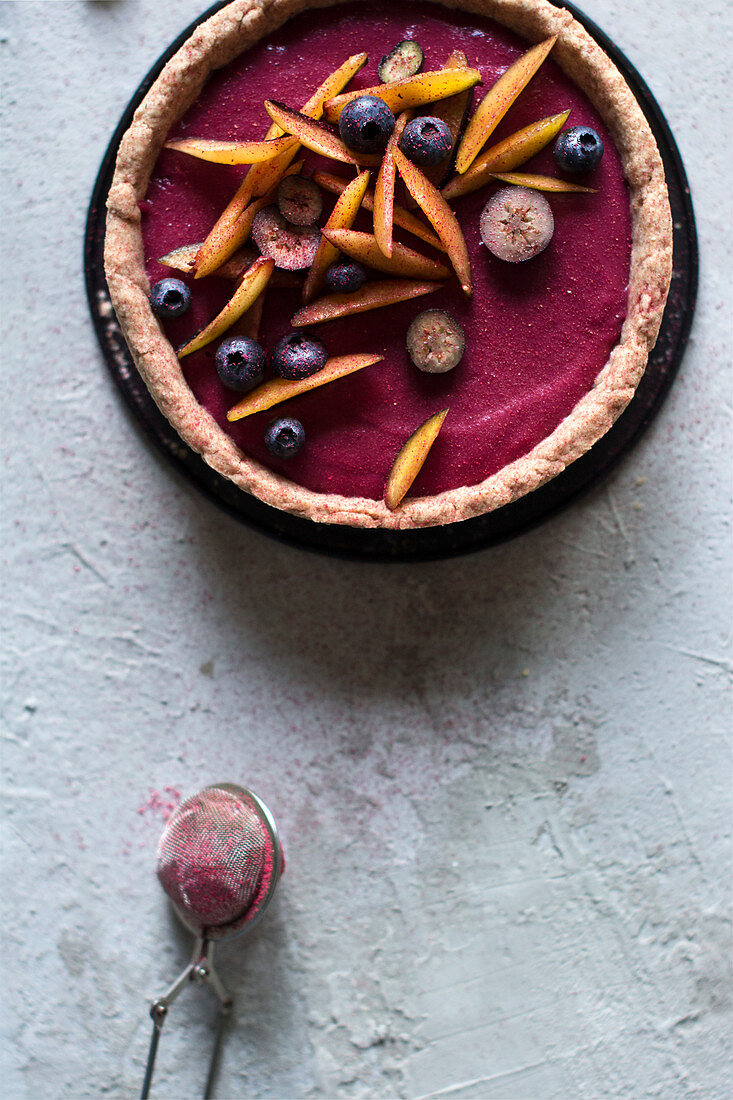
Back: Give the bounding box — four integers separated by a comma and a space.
2, 1, 731, 1097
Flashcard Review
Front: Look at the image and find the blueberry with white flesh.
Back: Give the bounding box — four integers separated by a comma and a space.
214, 336, 266, 392
406, 310, 465, 374
553, 126, 604, 174
149, 278, 191, 319
339, 95, 395, 155
378, 40, 424, 83
264, 416, 305, 458
323, 260, 367, 293
277, 175, 323, 226
399, 116, 453, 167
480, 185, 554, 263
251, 205, 321, 270
271, 332, 328, 380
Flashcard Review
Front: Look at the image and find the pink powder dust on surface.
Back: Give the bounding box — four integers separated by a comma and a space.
138, 786, 181, 821
141, 0, 632, 500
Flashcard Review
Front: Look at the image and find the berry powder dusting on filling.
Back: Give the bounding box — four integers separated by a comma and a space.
142, 0, 632, 501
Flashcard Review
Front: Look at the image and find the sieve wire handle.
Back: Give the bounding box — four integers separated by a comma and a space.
140, 938, 233, 1100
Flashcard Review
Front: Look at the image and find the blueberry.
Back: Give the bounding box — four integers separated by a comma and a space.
399, 116, 453, 167
214, 337, 266, 392
324, 261, 367, 293
264, 417, 305, 459
553, 126, 604, 174
271, 333, 328, 380
149, 278, 191, 319
339, 95, 395, 155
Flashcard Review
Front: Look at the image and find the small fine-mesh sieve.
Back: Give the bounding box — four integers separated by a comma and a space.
141, 784, 283, 1099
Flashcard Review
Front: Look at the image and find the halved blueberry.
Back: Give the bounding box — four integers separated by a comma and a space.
324, 260, 367, 293
271, 333, 328, 380
264, 417, 305, 459
149, 278, 191, 319
553, 126, 604, 174
399, 116, 453, 167
339, 95, 395, 155
214, 337, 266, 392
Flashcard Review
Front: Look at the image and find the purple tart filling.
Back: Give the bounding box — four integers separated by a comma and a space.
141, 0, 632, 501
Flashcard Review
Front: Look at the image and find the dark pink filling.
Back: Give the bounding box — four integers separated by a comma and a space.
142, 0, 632, 500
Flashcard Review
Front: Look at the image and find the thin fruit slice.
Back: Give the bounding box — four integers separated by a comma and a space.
251, 205, 321, 270
479, 186, 554, 262
164, 135, 298, 165
489, 171, 596, 192
406, 310, 465, 373
374, 111, 411, 257
442, 110, 571, 201
385, 408, 449, 510
378, 41, 424, 84
313, 171, 445, 251
324, 68, 482, 122
237, 292, 266, 342
195, 161, 304, 279
178, 257, 274, 358
194, 53, 368, 278
393, 147, 472, 295
322, 228, 449, 280
302, 170, 370, 304
455, 36, 557, 174
227, 353, 383, 421
158, 243, 299, 287
291, 280, 439, 327
418, 50, 473, 192
264, 101, 380, 166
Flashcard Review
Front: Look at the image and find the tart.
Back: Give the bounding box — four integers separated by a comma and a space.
104, 0, 673, 529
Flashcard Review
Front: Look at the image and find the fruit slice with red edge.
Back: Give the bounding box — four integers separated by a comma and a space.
442, 110, 571, 201
264, 101, 381, 166
194, 53, 368, 278
322, 228, 449, 280
313, 171, 445, 251
194, 161, 304, 279
164, 134, 298, 165
324, 68, 482, 122
251, 205, 321, 270
291, 279, 439, 327
488, 171, 596, 193
178, 257, 274, 358
385, 408, 449, 510
158, 243, 300, 287
227, 353, 383, 421
393, 147, 472, 295
373, 111, 411, 257
455, 36, 557, 174
302, 170, 370, 304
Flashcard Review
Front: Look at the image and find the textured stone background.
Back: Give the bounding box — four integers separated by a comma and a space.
2, 1, 731, 1098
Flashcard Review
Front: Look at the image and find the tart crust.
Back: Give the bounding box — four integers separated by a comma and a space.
104, 0, 673, 529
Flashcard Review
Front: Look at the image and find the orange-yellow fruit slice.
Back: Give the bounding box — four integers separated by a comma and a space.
455, 36, 558, 174
385, 408, 449, 510
441, 110, 570, 201
158, 243, 299, 287
489, 171, 596, 192
322, 229, 449, 280
324, 68, 482, 122
302, 170, 371, 304
227, 353, 382, 421
291, 280, 439, 327
164, 135, 299, 165
194, 161, 303, 279
418, 50, 473, 192
373, 110, 411, 258
194, 53, 368, 278
393, 147, 472, 296
264, 101, 380, 166
313, 171, 445, 252
178, 257, 274, 358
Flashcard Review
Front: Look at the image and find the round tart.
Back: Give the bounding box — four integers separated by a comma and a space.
104, 0, 673, 529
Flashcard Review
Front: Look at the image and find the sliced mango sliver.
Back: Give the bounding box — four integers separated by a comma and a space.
302, 170, 371, 304
385, 409, 449, 510
322, 229, 449, 281
227, 354, 383, 421
489, 171, 596, 193
178, 257, 274, 358
291, 280, 440, 327
313, 172, 445, 252
164, 135, 298, 165
264, 101, 380, 167
455, 35, 557, 174
324, 68, 482, 122
373, 110, 411, 258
